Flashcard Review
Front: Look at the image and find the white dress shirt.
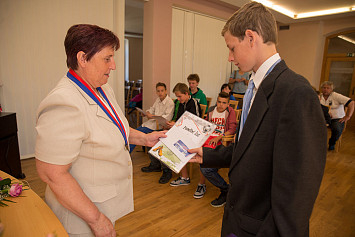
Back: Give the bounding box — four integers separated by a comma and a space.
249, 53, 281, 109
142, 94, 175, 130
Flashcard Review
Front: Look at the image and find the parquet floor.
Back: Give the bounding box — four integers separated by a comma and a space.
20, 121, 355, 236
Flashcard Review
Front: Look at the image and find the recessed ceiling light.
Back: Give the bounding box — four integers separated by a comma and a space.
253, 0, 354, 20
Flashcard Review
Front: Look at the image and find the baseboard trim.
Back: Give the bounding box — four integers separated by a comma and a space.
20, 154, 35, 160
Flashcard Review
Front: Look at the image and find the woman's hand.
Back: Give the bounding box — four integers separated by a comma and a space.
145, 131, 167, 147
188, 147, 203, 164
89, 213, 116, 237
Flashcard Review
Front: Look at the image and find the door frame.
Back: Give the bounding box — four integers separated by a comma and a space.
320, 30, 355, 99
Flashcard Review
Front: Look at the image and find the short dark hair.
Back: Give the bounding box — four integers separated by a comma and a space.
156, 82, 167, 90
187, 74, 200, 83
64, 24, 120, 70
221, 2, 277, 44
173, 83, 189, 94
221, 83, 231, 92
218, 92, 230, 101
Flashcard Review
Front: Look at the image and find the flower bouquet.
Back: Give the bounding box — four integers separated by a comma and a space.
0, 177, 29, 207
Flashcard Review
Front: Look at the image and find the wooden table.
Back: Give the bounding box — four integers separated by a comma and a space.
0, 170, 68, 237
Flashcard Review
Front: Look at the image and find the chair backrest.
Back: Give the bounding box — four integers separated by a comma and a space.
206, 97, 212, 109
200, 104, 207, 118
233, 93, 244, 99
229, 100, 239, 109
234, 109, 242, 123
125, 86, 131, 103
131, 87, 141, 99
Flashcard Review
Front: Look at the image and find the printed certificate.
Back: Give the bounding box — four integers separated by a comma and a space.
149, 111, 216, 173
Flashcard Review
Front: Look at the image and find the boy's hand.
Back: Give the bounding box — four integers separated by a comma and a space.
166, 121, 175, 129
208, 136, 222, 146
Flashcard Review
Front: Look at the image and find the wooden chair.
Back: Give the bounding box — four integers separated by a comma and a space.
233, 94, 244, 99
206, 97, 212, 109
334, 107, 348, 152
233, 93, 244, 109
229, 100, 239, 110
200, 104, 207, 119
221, 109, 241, 146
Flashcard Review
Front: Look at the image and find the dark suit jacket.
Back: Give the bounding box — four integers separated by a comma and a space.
202, 61, 327, 237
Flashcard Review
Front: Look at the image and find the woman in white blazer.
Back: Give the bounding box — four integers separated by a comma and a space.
35, 24, 165, 237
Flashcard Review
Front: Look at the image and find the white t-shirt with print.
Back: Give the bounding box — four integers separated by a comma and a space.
210, 107, 227, 137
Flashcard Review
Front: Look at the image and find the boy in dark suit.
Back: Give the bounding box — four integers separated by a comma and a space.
189, 2, 327, 237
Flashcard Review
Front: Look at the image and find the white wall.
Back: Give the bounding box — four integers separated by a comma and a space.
0, 0, 125, 158
170, 8, 230, 105
277, 15, 355, 89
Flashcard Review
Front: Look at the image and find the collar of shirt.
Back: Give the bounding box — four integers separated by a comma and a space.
159, 94, 170, 105
250, 53, 281, 92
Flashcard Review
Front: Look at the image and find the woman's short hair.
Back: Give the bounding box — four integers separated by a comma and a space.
65, 24, 119, 70
321, 81, 334, 90
173, 83, 189, 94
221, 2, 277, 45
221, 83, 231, 92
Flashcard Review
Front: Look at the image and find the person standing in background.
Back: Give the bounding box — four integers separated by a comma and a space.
229, 69, 250, 94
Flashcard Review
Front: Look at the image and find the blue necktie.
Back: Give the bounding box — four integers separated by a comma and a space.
238, 79, 254, 139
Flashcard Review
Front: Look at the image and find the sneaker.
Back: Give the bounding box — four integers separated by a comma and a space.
141, 164, 161, 173
211, 192, 227, 207
159, 169, 172, 184
170, 177, 190, 186
193, 184, 206, 199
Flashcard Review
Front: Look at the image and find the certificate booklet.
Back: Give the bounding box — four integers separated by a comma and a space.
149, 111, 216, 173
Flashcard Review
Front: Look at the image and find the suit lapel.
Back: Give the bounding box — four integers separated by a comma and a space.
229, 61, 288, 171
67, 78, 113, 123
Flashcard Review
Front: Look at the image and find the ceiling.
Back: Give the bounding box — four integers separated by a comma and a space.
219, 0, 355, 24
125, 0, 355, 34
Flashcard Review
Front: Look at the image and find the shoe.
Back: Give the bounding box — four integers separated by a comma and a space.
141, 164, 161, 173
159, 169, 172, 184
170, 177, 190, 186
193, 184, 206, 199
211, 191, 227, 207
328, 145, 335, 151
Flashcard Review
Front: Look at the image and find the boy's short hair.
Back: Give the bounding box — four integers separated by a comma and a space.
221, 83, 231, 92
187, 74, 200, 83
156, 82, 167, 90
218, 92, 230, 101
173, 83, 189, 94
221, 2, 277, 45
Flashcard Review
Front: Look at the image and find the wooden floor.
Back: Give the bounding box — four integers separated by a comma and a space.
20, 123, 355, 236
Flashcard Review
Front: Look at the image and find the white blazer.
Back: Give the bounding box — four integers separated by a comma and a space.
35, 75, 133, 235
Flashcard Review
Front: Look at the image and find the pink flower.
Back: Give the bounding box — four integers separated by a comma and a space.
0, 177, 3, 181
9, 183, 22, 197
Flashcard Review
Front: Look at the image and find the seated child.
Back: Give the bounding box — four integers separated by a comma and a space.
167, 83, 202, 186
187, 74, 208, 113
221, 83, 236, 101
195, 92, 237, 204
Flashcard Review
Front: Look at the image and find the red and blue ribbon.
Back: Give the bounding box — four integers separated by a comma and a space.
67, 69, 128, 147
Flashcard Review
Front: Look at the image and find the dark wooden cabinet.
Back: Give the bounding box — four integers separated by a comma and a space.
0, 112, 25, 178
